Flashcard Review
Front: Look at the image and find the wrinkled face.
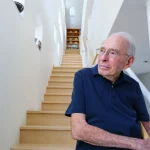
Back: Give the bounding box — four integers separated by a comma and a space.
98, 35, 134, 78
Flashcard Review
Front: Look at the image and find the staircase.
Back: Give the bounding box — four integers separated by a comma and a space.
11, 49, 82, 150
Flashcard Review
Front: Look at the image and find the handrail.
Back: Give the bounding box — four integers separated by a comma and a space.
92, 54, 98, 65
85, 38, 93, 66
141, 123, 149, 139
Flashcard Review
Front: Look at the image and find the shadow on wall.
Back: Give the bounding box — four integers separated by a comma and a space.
12, 0, 25, 18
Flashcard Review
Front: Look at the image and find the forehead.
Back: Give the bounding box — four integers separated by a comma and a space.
101, 35, 128, 52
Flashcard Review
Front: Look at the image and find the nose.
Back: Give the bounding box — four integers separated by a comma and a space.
98, 51, 109, 62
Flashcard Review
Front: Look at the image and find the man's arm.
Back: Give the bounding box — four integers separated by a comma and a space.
141, 121, 150, 136
71, 113, 150, 150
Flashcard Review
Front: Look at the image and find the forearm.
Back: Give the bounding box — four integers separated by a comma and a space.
141, 121, 150, 136
74, 123, 142, 149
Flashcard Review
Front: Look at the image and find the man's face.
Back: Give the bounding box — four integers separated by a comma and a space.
98, 35, 133, 78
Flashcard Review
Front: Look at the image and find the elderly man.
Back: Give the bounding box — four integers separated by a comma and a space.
65, 32, 150, 150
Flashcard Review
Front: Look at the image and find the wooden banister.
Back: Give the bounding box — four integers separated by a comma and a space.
141, 122, 149, 139
92, 54, 98, 65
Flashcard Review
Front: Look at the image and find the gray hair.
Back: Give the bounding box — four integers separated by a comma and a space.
110, 32, 136, 57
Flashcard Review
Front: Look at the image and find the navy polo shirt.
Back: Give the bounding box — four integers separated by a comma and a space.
65, 64, 150, 150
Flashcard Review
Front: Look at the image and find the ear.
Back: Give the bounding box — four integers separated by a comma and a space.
123, 56, 134, 70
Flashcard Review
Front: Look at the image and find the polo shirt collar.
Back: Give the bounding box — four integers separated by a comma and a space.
91, 64, 132, 83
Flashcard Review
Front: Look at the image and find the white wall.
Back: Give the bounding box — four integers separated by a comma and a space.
65, 0, 84, 28
35, 26, 43, 43
147, 0, 150, 45
137, 72, 150, 113
80, 0, 124, 66
138, 72, 150, 92
0, 0, 66, 149
88, 0, 124, 58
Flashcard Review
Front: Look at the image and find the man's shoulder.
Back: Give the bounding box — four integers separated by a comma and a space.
124, 72, 138, 85
75, 67, 93, 76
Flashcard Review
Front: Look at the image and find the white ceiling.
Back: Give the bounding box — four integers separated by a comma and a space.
109, 0, 150, 75
65, 0, 84, 28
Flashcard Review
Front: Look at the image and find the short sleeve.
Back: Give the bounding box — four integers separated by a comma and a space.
65, 70, 86, 117
134, 83, 150, 121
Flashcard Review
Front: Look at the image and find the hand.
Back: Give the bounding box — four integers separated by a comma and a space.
136, 138, 150, 150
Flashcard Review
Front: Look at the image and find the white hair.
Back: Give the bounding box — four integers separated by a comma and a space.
110, 32, 136, 57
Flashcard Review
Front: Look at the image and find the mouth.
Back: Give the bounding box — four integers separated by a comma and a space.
99, 65, 110, 70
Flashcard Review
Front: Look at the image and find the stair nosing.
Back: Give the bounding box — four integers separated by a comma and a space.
44, 93, 71, 96
48, 80, 73, 83
42, 101, 70, 104
11, 144, 75, 149
53, 66, 83, 68
20, 126, 71, 131
47, 86, 73, 89
50, 75, 74, 77
27, 110, 65, 114
52, 70, 77, 73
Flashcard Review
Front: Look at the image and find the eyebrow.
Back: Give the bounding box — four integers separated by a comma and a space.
100, 47, 119, 51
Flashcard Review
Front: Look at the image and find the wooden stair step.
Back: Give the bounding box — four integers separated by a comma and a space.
11, 144, 75, 150
52, 70, 78, 73
63, 54, 80, 57
53, 67, 82, 72
62, 58, 82, 61
46, 86, 73, 93
63, 54, 81, 57
42, 100, 70, 111
20, 126, 75, 145
48, 81, 73, 87
65, 49, 80, 51
61, 64, 82, 67
62, 60, 82, 63
51, 71, 75, 76
50, 75, 74, 82
62, 55, 81, 57
61, 62, 82, 64
27, 111, 70, 126
65, 51, 80, 53
53, 66, 82, 69
44, 93, 71, 102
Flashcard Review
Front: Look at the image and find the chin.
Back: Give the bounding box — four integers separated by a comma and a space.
98, 69, 110, 76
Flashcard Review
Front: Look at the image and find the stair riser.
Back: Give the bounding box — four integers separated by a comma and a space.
63, 55, 81, 57
62, 58, 81, 60
46, 88, 73, 93
61, 64, 82, 67
27, 114, 70, 126
52, 72, 75, 76
48, 82, 73, 87
42, 103, 69, 111
65, 52, 80, 56
65, 50, 80, 52
50, 76, 74, 82
65, 49, 79, 51
61, 60, 82, 64
20, 130, 75, 146
61, 62, 82, 64
62, 58, 81, 61
63, 56, 81, 58
53, 68, 81, 72
65, 52, 80, 54
44, 95, 71, 102
65, 51, 80, 53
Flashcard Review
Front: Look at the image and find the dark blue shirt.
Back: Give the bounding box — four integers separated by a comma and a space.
65, 65, 149, 150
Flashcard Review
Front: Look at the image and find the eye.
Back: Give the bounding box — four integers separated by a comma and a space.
110, 50, 117, 55
100, 49, 105, 53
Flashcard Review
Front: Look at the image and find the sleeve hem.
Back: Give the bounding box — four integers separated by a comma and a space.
139, 116, 150, 121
